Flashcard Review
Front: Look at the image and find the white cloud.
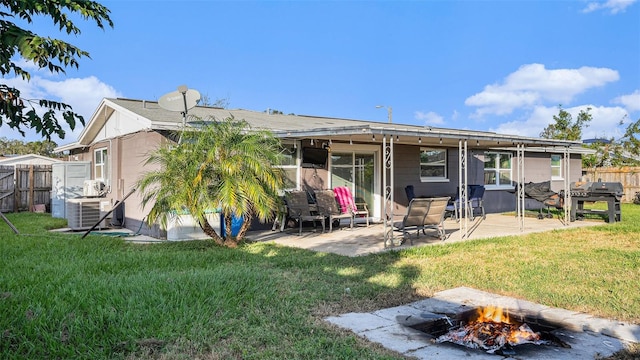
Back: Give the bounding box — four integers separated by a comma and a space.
465, 64, 619, 116
1, 75, 121, 142
414, 111, 445, 126
38, 76, 120, 120
490, 104, 629, 140
582, 0, 637, 14
490, 106, 558, 138
612, 90, 640, 112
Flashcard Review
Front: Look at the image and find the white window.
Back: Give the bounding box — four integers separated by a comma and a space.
420, 147, 447, 182
551, 154, 562, 179
276, 142, 299, 190
484, 152, 512, 189
94, 148, 108, 183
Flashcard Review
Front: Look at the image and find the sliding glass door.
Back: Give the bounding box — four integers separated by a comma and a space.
330, 147, 378, 219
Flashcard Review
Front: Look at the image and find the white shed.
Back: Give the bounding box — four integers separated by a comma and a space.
0, 154, 63, 166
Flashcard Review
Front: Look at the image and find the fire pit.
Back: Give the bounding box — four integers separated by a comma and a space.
325, 287, 637, 360
409, 306, 570, 355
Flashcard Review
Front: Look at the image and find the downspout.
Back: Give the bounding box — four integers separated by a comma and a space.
564, 146, 571, 225
107, 138, 113, 195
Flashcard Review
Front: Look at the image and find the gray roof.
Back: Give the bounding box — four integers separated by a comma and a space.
56, 97, 584, 152
110, 97, 380, 132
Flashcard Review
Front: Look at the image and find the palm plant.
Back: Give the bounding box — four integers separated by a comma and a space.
137, 117, 284, 247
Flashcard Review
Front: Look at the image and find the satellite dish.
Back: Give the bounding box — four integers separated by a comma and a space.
158, 86, 201, 144
158, 86, 201, 112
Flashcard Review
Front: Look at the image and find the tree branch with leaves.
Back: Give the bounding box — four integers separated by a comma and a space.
0, 0, 113, 139
539, 105, 592, 141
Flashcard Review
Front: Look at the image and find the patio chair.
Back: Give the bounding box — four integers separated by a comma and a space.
394, 197, 450, 244
445, 186, 469, 221
405, 185, 416, 202
271, 195, 289, 232
445, 185, 485, 221
333, 186, 370, 227
284, 191, 326, 235
467, 185, 486, 220
314, 189, 354, 232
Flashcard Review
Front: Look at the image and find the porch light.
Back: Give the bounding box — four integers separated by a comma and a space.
310, 139, 314, 145
419, 137, 422, 144
349, 137, 353, 145
439, 137, 442, 144
372, 134, 376, 141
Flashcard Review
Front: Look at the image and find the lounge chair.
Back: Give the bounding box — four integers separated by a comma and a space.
394, 197, 450, 243
314, 189, 354, 232
333, 186, 370, 227
284, 191, 326, 235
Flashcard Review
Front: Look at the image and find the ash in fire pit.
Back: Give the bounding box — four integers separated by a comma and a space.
410, 306, 570, 355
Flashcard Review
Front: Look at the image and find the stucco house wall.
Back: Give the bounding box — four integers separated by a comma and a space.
67, 130, 169, 238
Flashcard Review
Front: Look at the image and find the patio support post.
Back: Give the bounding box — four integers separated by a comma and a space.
458, 139, 468, 239
563, 146, 571, 225
516, 144, 525, 231
383, 134, 395, 247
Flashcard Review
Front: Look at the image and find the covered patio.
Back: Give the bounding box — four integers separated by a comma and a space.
245, 213, 604, 257
274, 124, 589, 247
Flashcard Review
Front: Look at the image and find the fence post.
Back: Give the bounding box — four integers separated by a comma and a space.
13, 166, 18, 212
29, 165, 34, 211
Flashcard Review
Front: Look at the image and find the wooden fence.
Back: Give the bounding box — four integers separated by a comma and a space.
583, 167, 640, 203
0, 164, 53, 213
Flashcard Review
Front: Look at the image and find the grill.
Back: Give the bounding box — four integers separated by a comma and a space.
570, 181, 623, 223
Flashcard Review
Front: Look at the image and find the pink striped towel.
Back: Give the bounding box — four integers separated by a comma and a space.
333, 186, 355, 214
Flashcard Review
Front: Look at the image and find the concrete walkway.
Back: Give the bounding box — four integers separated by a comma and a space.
245, 213, 605, 257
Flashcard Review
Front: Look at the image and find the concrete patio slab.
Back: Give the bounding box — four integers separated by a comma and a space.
245, 213, 605, 257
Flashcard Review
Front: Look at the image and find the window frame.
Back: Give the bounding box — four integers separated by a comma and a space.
275, 141, 300, 191
94, 147, 108, 183
483, 151, 513, 189
550, 154, 563, 180
419, 147, 449, 183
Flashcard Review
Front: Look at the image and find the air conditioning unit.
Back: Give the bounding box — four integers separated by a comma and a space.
83, 180, 105, 197
66, 198, 101, 230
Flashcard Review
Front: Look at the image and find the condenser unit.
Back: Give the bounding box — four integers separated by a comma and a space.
66, 198, 101, 230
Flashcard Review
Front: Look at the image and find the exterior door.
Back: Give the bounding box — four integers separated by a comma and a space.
330, 145, 379, 220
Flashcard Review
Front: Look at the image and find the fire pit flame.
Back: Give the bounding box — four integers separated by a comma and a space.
436, 306, 550, 354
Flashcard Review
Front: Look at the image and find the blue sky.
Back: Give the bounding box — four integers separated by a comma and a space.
2, 0, 639, 145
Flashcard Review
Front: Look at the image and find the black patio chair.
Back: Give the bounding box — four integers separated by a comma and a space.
314, 189, 354, 232
284, 191, 326, 235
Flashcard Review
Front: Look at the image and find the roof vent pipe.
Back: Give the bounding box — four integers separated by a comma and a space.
142, 100, 146, 108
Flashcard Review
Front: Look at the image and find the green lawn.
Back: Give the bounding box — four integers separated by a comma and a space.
0, 205, 638, 359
